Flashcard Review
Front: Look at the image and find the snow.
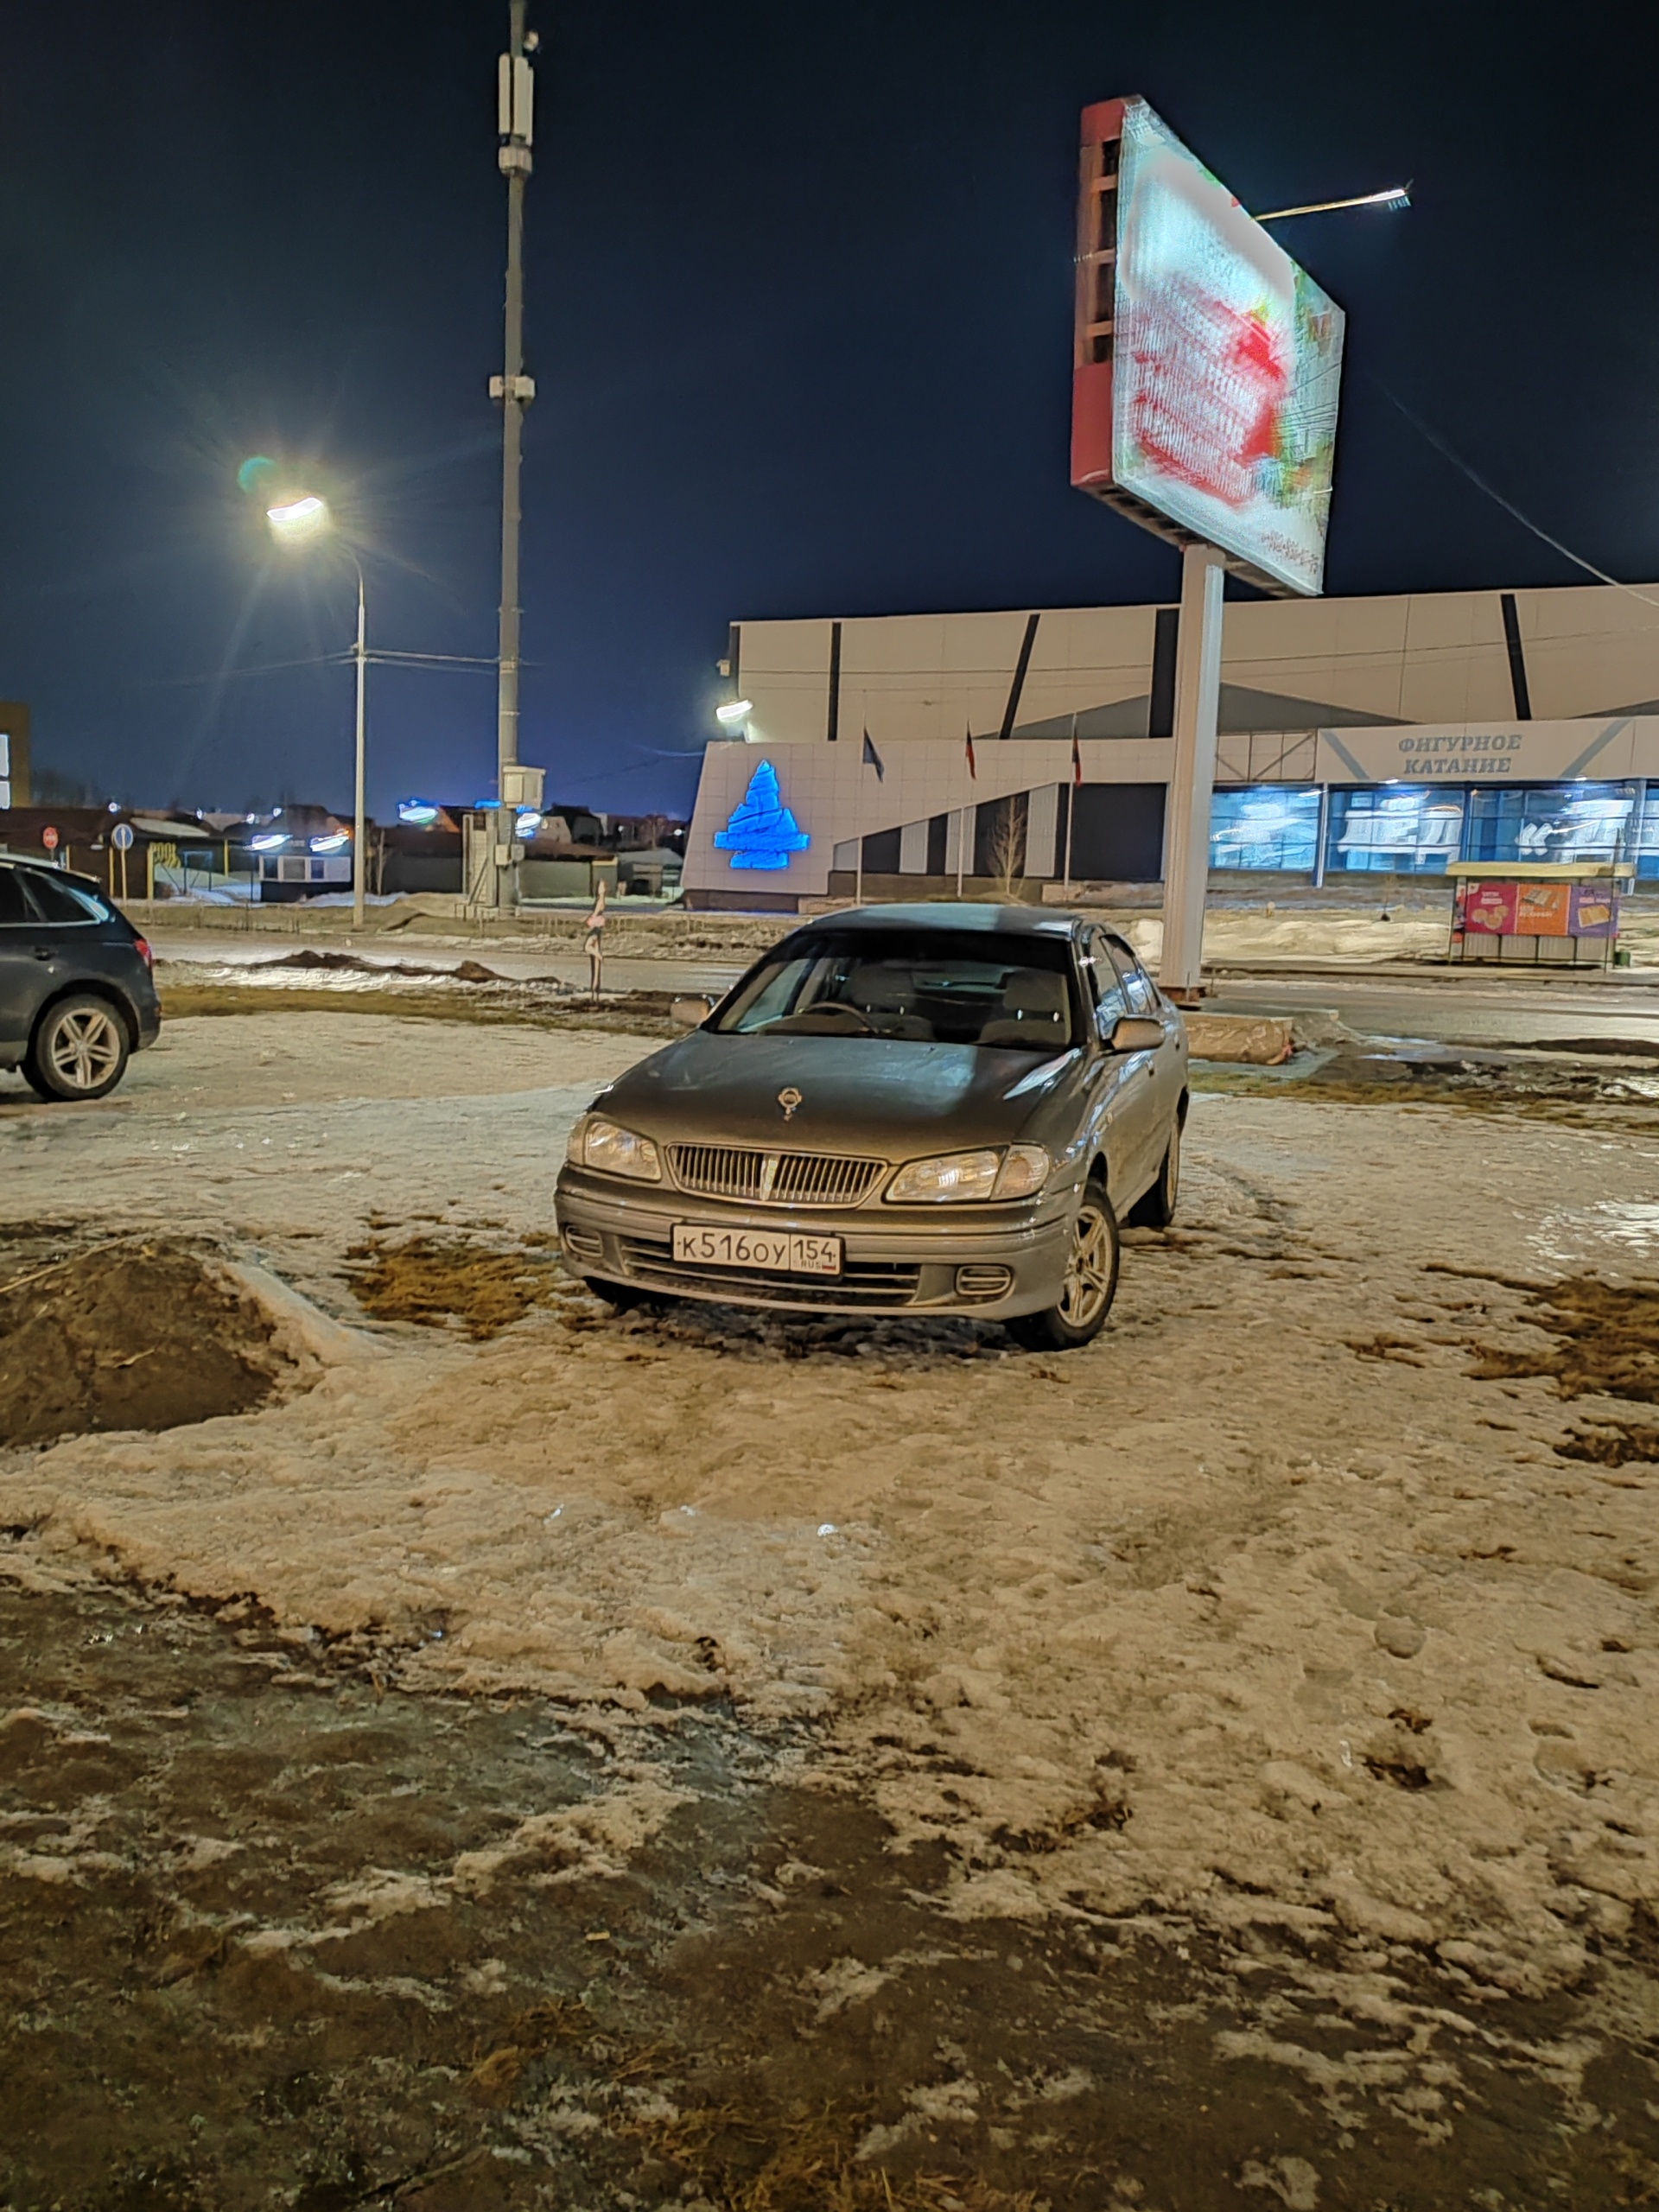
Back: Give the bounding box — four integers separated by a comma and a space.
4, 1009, 1659, 2006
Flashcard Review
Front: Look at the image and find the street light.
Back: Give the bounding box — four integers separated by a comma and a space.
715, 698, 753, 726
1254, 183, 1411, 222
266, 490, 369, 930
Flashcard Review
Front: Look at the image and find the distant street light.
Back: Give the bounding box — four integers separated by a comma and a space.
265, 490, 369, 929
715, 698, 754, 726
1254, 183, 1411, 222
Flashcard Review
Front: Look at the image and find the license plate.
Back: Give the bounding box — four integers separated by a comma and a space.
671, 1225, 842, 1275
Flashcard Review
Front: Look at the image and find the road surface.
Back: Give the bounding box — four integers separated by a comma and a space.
150, 928, 1659, 1052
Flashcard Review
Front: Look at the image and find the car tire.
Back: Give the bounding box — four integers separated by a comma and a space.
1006, 1177, 1120, 1352
22, 995, 131, 1103
1126, 1117, 1181, 1230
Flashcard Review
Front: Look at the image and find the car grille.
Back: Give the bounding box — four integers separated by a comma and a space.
668, 1143, 886, 1209
617, 1236, 920, 1309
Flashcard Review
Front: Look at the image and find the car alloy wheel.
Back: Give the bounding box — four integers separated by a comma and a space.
1006, 1179, 1120, 1351
25, 995, 131, 1102
1059, 1192, 1117, 1330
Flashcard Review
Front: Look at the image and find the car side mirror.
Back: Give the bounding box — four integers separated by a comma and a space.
671, 996, 712, 1029
1108, 1014, 1164, 1053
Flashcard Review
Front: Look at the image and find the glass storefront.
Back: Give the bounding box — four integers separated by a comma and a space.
1327, 787, 1464, 874
1209, 786, 1321, 872
1207, 779, 1653, 876
1464, 782, 1639, 868
1636, 788, 1659, 880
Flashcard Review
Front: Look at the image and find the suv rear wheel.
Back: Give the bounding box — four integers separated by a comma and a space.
24, 995, 130, 1102
1007, 1176, 1120, 1351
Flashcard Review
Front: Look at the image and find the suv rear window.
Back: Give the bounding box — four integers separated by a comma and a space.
21, 872, 108, 923
714, 928, 1079, 1050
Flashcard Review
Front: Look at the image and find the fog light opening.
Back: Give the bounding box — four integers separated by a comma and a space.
956, 1263, 1014, 1301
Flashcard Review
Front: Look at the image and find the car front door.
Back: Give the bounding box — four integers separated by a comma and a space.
1075, 928, 1159, 1205
0, 868, 49, 1059
1104, 934, 1185, 1172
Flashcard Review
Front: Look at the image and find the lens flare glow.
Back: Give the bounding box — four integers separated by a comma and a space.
266, 493, 329, 541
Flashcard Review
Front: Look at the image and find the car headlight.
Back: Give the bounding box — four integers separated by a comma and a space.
886, 1144, 1050, 1204
567, 1115, 662, 1182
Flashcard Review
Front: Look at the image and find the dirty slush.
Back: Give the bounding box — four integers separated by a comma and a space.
3, 1008, 1659, 2207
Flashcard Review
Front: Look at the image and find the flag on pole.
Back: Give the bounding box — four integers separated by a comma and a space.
861, 729, 885, 780
963, 727, 976, 780
1071, 729, 1084, 786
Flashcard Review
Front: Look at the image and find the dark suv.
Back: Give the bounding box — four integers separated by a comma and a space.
0, 857, 161, 1100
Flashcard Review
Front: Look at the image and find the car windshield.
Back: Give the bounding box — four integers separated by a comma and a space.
713, 929, 1078, 1050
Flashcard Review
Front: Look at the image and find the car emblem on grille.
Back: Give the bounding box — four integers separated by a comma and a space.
777, 1086, 803, 1121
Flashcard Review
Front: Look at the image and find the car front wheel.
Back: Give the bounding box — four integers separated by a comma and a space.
23, 995, 131, 1102
1007, 1178, 1120, 1351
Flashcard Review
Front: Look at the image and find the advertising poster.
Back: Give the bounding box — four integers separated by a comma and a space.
1112, 99, 1344, 597
1514, 881, 1572, 937
1567, 884, 1620, 938
1461, 882, 1519, 935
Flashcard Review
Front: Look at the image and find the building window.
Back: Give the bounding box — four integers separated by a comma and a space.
1464, 782, 1637, 868
1327, 788, 1463, 874
1209, 786, 1321, 872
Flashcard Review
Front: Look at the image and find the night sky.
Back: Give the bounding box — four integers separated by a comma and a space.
0, 1, 1651, 822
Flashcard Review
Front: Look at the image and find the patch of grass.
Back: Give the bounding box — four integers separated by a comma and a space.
616, 2100, 1040, 2211
344, 1234, 567, 1338
1464, 1276, 1659, 1405
159, 978, 677, 1039
1558, 1420, 1659, 1468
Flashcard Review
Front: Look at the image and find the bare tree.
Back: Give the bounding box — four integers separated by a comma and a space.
983, 795, 1027, 896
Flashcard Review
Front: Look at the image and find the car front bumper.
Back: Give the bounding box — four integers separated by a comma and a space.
554, 1167, 1073, 1320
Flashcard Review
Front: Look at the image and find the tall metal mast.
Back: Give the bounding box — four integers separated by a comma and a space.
491, 0, 538, 909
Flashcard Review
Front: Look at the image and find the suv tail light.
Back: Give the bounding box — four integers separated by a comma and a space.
133, 937, 153, 970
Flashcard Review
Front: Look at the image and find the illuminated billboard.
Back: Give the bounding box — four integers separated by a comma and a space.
1071, 98, 1344, 598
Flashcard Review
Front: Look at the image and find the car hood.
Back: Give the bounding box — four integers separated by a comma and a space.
592, 1031, 1081, 1155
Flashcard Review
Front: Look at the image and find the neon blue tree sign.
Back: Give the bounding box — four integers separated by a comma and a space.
713, 760, 810, 871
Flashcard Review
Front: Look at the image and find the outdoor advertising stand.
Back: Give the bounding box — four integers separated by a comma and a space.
1446, 861, 1630, 968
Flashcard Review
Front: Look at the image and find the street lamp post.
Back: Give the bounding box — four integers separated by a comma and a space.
266, 493, 368, 931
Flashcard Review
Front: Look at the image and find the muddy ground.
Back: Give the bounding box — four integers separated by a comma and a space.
4, 1004, 1659, 2205
8, 1572, 1659, 2211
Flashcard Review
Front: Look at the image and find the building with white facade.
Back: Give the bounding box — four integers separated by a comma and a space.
683, 581, 1659, 911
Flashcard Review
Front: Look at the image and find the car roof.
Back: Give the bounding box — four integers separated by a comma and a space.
794, 902, 1083, 940
0, 854, 106, 894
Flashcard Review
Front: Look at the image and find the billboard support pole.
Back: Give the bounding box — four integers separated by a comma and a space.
1159, 543, 1226, 1002
493, 0, 535, 913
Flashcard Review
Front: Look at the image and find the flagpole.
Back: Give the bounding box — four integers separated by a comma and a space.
1064, 713, 1077, 893
958, 722, 975, 900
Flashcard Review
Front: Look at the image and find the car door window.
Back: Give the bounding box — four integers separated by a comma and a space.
0, 873, 32, 925
1103, 938, 1158, 1016
1078, 933, 1128, 1040
21, 873, 103, 924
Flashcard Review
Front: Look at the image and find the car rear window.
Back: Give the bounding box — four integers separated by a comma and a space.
21, 872, 109, 923
713, 929, 1079, 1050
